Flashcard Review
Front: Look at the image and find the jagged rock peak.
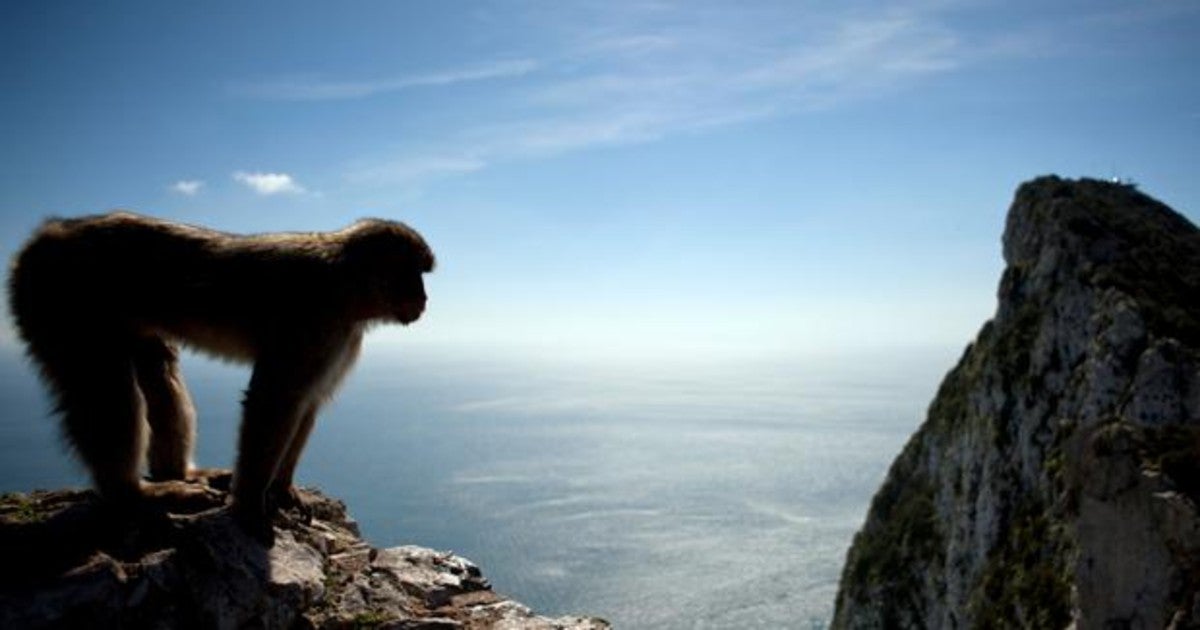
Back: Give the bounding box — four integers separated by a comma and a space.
1001, 176, 1200, 343
0, 487, 609, 630
832, 176, 1200, 628
1004, 176, 1197, 268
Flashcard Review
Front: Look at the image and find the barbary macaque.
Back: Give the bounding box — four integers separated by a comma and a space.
8, 212, 434, 543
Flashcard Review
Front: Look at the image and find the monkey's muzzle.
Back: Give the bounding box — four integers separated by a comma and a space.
396, 300, 426, 325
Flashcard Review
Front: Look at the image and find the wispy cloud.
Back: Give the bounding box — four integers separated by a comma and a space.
169, 179, 204, 196
344, 1, 1173, 189
347, 155, 487, 186
736, 14, 961, 106
577, 34, 679, 57
235, 59, 539, 101
346, 5, 968, 187
233, 171, 306, 195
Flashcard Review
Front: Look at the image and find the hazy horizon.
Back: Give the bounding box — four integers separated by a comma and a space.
3, 1, 1198, 362
0, 342, 959, 627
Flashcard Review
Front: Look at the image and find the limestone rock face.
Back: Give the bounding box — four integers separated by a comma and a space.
832, 177, 1200, 628
0, 487, 609, 630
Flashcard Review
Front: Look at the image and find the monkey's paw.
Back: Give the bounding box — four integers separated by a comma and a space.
140, 480, 227, 514
186, 467, 234, 492
269, 483, 314, 525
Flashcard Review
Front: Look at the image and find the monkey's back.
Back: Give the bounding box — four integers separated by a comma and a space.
9, 212, 350, 358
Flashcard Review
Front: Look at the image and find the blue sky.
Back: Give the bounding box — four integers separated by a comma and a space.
2, 0, 1198, 364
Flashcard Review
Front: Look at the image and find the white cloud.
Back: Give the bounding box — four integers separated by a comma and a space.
236, 59, 539, 101
169, 180, 204, 196
233, 171, 306, 196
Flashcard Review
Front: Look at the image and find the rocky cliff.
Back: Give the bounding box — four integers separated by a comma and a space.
0, 484, 609, 629
832, 176, 1200, 628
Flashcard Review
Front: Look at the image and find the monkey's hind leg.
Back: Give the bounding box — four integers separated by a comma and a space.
132, 337, 196, 481
132, 337, 225, 512
47, 347, 148, 506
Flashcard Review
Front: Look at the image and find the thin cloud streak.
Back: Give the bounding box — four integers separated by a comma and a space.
735, 14, 962, 107
235, 59, 539, 101
347, 155, 487, 186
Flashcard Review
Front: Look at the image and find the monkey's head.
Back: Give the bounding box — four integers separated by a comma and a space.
340, 219, 435, 325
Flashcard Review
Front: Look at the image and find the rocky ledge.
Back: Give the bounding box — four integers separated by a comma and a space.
0, 485, 609, 630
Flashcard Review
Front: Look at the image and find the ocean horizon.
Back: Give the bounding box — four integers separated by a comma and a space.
0, 343, 957, 628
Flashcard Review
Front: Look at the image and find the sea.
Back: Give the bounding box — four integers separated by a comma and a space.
0, 344, 956, 629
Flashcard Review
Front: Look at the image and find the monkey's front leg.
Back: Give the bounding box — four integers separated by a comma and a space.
267, 406, 318, 521
230, 389, 307, 545
229, 334, 355, 545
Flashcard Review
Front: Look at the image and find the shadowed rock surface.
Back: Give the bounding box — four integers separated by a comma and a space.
833, 176, 1200, 628
0, 484, 609, 630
